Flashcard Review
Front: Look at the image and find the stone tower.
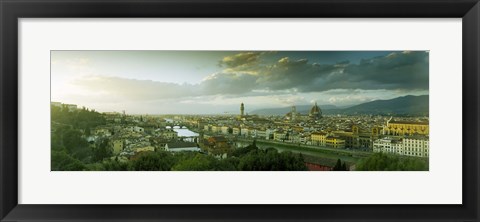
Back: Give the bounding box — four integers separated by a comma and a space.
240, 103, 245, 116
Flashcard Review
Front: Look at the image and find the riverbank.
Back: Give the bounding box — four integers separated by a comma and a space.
195, 129, 372, 165
235, 138, 371, 165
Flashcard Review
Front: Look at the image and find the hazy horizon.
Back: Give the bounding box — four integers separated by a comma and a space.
51, 50, 429, 114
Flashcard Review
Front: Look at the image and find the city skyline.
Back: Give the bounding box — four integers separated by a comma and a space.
51, 50, 429, 114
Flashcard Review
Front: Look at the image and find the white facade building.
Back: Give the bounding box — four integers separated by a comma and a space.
373, 136, 429, 157
165, 142, 201, 152
274, 131, 287, 141
255, 129, 266, 139
232, 127, 240, 136
403, 137, 429, 157
265, 129, 274, 140
221, 126, 229, 134
240, 128, 248, 137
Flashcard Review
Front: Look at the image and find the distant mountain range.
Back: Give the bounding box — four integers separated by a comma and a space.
250, 95, 429, 116
250, 104, 338, 116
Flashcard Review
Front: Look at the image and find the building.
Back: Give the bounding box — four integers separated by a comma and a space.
311, 132, 327, 146
373, 137, 403, 154
373, 136, 429, 157
151, 137, 169, 151
240, 103, 245, 116
291, 133, 308, 144
232, 127, 240, 136
51, 101, 62, 108
309, 102, 322, 120
51, 102, 78, 112
255, 129, 266, 139
221, 126, 229, 134
333, 125, 379, 150
111, 139, 124, 155
211, 125, 220, 133
403, 136, 429, 157
284, 106, 299, 122
325, 136, 345, 148
384, 118, 429, 136
305, 162, 333, 171
161, 130, 178, 140
240, 128, 248, 137
265, 128, 274, 140
92, 127, 111, 137
134, 146, 155, 153
165, 142, 200, 152
248, 127, 256, 137
274, 130, 287, 141
203, 136, 231, 156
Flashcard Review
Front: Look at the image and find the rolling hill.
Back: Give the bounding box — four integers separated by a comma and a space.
335, 95, 429, 115
250, 104, 338, 115
250, 95, 429, 116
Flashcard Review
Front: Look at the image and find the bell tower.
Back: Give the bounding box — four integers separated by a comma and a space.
240, 103, 245, 116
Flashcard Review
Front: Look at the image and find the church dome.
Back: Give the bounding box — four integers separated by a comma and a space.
309, 102, 322, 119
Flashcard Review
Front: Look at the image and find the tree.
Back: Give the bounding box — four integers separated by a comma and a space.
237, 148, 307, 171
355, 152, 428, 171
93, 138, 112, 162
333, 159, 342, 170
51, 150, 85, 171
129, 151, 176, 171
61, 128, 92, 162
172, 154, 216, 171
231, 143, 258, 157
51, 105, 106, 164
333, 159, 348, 171
102, 159, 129, 171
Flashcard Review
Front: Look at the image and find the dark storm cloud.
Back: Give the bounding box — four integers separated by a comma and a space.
336, 60, 350, 65
341, 51, 429, 90
209, 51, 429, 94
73, 51, 429, 101
254, 57, 338, 92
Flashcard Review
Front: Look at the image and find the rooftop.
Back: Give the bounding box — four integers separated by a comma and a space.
167, 141, 197, 148
389, 120, 429, 125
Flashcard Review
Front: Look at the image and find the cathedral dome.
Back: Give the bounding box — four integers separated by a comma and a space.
309, 102, 322, 119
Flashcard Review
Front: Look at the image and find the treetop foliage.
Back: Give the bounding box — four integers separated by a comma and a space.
355, 152, 428, 171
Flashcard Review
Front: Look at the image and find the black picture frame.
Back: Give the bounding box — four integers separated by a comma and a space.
1, 0, 479, 221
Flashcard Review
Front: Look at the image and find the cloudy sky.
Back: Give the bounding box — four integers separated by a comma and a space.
51, 51, 429, 114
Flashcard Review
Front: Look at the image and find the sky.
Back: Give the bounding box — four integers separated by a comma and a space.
51, 51, 429, 114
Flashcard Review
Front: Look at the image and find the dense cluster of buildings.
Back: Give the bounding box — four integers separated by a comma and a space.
372, 119, 429, 157
191, 103, 429, 158
87, 117, 200, 161
52, 101, 430, 161
54, 106, 203, 161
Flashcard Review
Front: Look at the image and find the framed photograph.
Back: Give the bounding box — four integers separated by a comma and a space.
1, 0, 479, 221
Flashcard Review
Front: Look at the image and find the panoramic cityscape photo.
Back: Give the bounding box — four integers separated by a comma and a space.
51, 50, 429, 171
